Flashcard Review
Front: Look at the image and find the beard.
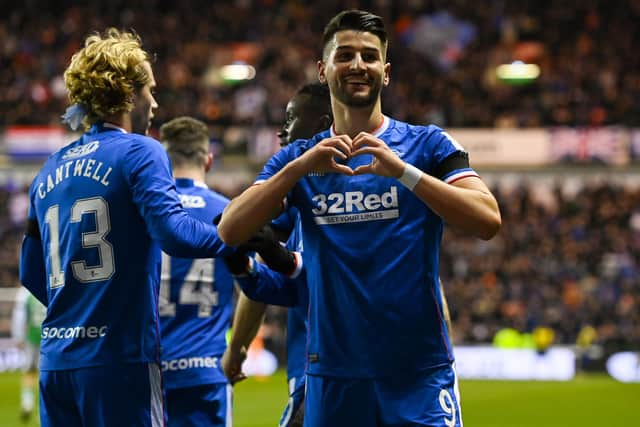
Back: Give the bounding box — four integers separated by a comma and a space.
332, 77, 382, 108
130, 106, 151, 135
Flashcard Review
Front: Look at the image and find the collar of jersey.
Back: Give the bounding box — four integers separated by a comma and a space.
89, 121, 127, 134
175, 178, 208, 189
329, 115, 389, 138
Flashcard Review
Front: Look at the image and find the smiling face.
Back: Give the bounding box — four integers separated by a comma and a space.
318, 30, 390, 109
130, 61, 158, 135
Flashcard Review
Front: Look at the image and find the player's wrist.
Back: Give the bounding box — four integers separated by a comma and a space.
284, 159, 310, 181
397, 162, 422, 191
288, 251, 303, 278
231, 256, 256, 278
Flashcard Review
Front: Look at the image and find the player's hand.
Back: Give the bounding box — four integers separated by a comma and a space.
293, 135, 354, 176
223, 250, 251, 275
240, 225, 296, 275
221, 345, 248, 385
350, 132, 405, 177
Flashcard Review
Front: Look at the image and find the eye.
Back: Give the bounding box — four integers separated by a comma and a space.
362, 52, 379, 62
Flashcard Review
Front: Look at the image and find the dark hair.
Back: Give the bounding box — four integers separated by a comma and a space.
322, 10, 387, 52
297, 83, 332, 118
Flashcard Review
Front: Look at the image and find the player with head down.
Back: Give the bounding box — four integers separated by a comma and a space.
158, 116, 235, 427
218, 10, 501, 427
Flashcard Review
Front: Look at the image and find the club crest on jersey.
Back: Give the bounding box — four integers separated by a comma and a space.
62, 140, 100, 160
179, 194, 206, 208
311, 186, 399, 225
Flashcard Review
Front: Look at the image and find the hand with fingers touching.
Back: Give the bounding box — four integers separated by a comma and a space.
350, 131, 405, 177
293, 135, 355, 176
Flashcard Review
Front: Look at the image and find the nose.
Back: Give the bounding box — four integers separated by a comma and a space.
349, 53, 365, 70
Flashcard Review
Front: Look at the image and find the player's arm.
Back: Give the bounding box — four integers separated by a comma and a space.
19, 211, 48, 306
11, 288, 28, 343
218, 136, 354, 245
125, 138, 234, 258
351, 132, 501, 240
223, 224, 303, 306
411, 168, 500, 240
234, 255, 304, 307
221, 292, 266, 384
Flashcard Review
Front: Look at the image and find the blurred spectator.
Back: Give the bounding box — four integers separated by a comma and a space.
440, 181, 640, 354
2, 1, 639, 357
1, 1, 639, 131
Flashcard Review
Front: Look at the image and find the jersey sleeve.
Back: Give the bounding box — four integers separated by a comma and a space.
19, 189, 48, 306
270, 208, 298, 237
124, 137, 233, 258
253, 145, 299, 212
426, 127, 479, 184
235, 257, 305, 307
254, 144, 295, 184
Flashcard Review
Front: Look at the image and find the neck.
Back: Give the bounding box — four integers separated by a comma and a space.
103, 113, 130, 132
331, 99, 384, 137
173, 167, 206, 183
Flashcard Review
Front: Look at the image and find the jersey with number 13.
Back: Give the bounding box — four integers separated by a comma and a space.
24, 123, 231, 371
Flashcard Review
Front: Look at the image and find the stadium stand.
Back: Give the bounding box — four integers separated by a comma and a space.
1, 0, 638, 364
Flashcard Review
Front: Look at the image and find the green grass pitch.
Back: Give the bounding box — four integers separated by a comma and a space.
0, 370, 638, 426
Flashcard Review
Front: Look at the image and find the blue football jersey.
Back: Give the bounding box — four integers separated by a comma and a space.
256, 116, 478, 378
160, 179, 234, 389
270, 207, 299, 237
21, 123, 233, 371
284, 221, 307, 383
235, 219, 308, 382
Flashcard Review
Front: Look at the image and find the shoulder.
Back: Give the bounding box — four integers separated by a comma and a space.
204, 188, 230, 206
127, 134, 164, 151
289, 130, 330, 154
389, 119, 445, 142
125, 134, 168, 162
193, 185, 230, 208
262, 133, 324, 170
393, 120, 465, 152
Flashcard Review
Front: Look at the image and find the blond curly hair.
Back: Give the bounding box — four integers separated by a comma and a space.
63, 28, 151, 130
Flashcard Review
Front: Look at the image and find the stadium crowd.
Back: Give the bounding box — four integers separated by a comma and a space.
1, 0, 640, 131
1, 180, 638, 355
1, 0, 639, 363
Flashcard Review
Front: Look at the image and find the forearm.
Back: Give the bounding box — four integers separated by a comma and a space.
156, 210, 234, 258
218, 162, 306, 246
228, 292, 267, 352
236, 258, 301, 307
19, 236, 48, 306
410, 173, 501, 240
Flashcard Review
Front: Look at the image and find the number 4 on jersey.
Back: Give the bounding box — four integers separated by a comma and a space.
159, 253, 218, 318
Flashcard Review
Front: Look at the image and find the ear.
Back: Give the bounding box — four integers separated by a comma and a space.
383, 62, 391, 87
204, 153, 213, 173
315, 114, 332, 133
317, 60, 327, 84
